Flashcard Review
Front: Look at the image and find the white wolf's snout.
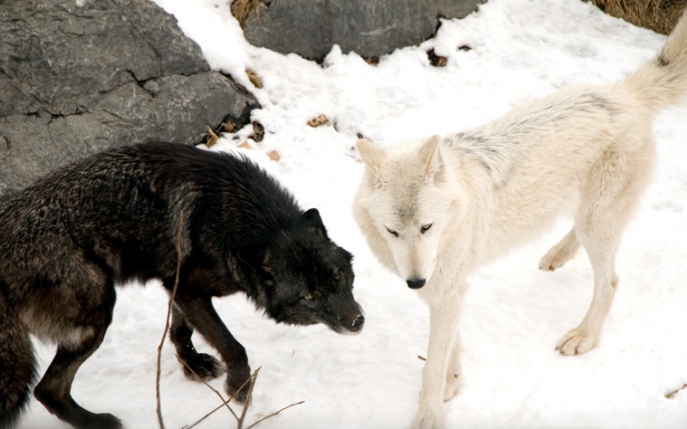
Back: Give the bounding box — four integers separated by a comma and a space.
406, 278, 426, 289
388, 235, 438, 288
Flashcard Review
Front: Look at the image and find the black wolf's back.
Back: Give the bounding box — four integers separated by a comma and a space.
0, 142, 301, 292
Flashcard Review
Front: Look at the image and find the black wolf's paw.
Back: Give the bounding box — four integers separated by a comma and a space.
180, 353, 226, 381
80, 413, 122, 429
225, 365, 252, 404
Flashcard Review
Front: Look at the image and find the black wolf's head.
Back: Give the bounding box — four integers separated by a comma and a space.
261, 209, 364, 335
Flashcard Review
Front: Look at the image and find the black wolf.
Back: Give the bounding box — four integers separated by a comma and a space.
0, 142, 364, 429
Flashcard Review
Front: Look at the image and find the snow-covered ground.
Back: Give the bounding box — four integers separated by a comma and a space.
20, 0, 687, 428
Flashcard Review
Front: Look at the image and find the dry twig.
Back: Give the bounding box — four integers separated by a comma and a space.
182, 366, 304, 429
237, 367, 260, 429
177, 355, 239, 421
665, 383, 687, 399
245, 401, 306, 429
182, 371, 254, 429
156, 210, 185, 429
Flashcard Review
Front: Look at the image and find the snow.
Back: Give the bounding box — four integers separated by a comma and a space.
20, 0, 687, 428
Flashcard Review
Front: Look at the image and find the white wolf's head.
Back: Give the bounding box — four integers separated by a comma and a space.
354, 136, 468, 289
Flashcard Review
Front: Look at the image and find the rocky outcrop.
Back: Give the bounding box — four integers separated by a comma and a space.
0, 0, 259, 194
233, 0, 484, 60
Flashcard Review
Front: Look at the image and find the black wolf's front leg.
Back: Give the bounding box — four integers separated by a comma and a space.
170, 305, 226, 381
172, 294, 252, 402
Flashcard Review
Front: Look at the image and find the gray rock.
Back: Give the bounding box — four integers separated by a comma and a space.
0, 0, 259, 194
239, 0, 484, 60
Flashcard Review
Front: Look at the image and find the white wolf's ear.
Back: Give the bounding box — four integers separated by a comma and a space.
357, 138, 386, 180
418, 135, 443, 180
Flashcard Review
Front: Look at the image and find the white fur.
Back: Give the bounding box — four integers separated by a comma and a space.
353, 9, 687, 429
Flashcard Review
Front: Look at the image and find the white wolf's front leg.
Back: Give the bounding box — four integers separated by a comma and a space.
412, 281, 466, 429
443, 329, 464, 401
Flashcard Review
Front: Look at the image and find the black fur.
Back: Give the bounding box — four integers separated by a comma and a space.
0, 142, 363, 429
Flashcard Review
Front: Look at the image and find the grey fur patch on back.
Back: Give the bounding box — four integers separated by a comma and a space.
446, 90, 620, 187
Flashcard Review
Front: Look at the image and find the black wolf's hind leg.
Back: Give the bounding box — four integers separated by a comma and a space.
170, 305, 226, 381
33, 291, 121, 429
0, 293, 37, 428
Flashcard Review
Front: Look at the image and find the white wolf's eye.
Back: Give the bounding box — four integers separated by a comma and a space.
385, 227, 399, 237
420, 223, 433, 234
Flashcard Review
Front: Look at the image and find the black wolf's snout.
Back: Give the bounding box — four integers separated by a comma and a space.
406, 278, 426, 289
349, 314, 365, 332
333, 300, 365, 334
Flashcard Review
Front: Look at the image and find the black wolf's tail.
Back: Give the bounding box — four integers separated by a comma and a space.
622, 6, 687, 111
0, 291, 36, 429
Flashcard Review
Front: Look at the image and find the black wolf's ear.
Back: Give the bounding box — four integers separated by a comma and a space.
301, 208, 327, 237
419, 135, 444, 181
341, 247, 353, 264
357, 138, 386, 182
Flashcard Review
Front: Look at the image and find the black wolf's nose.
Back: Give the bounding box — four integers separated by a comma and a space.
406, 278, 426, 289
350, 314, 365, 332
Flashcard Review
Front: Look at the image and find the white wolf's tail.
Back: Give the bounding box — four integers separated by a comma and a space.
623, 7, 687, 111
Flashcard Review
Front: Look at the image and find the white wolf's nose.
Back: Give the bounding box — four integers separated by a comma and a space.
406, 278, 426, 289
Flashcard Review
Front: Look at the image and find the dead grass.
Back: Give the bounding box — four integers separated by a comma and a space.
204, 126, 220, 148
231, 0, 263, 26
246, 70, 263, 89
586, 0, 687, 35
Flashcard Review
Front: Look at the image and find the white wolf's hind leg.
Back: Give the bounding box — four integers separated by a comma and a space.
539, 227, 580, 271
556, 222, 621, 355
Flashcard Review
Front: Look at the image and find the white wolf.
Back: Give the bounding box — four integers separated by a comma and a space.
353, 8, 687, 429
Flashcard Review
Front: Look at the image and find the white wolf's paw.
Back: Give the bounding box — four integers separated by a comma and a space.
410, 406, 445, 429
444, 371, 463, 402
555, 329, 598, 355
538, 248, 569, 271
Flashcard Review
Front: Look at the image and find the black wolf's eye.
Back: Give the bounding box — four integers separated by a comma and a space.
420, 223, 433, 234
386, 227, 399, 237
304, 293, 314, 300
334, 272, 340, 280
